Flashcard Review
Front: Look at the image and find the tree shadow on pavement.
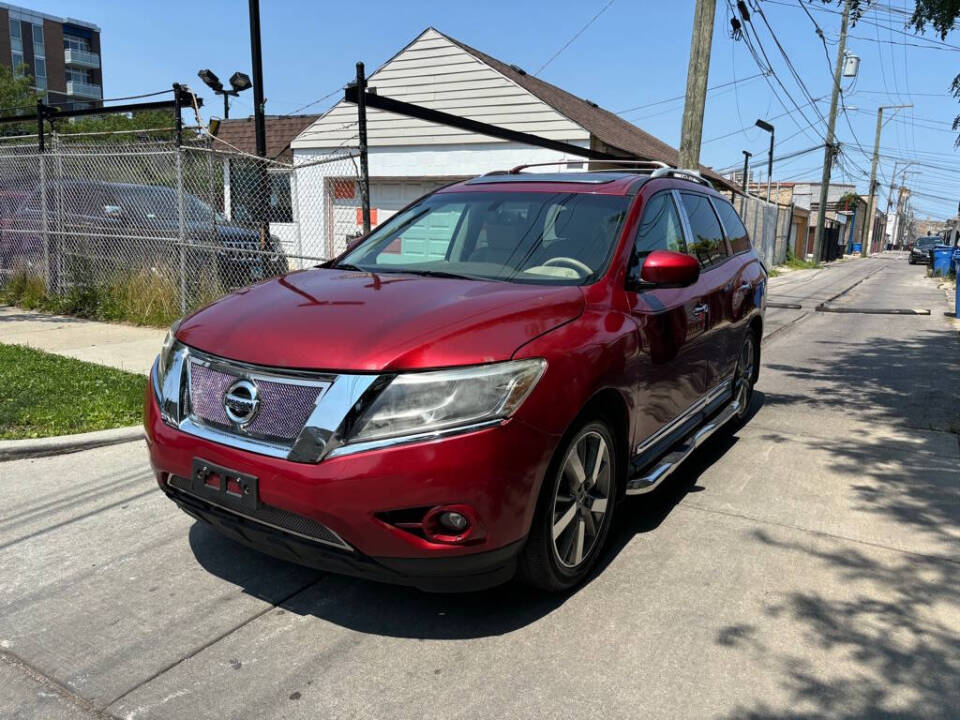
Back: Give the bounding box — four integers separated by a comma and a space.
716, 530, 959, 720
186, 398, 760, 640
716, 326, 960, 719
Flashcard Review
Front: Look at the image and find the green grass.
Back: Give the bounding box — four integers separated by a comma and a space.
783, 256, 821, 270
0, 344, 146, 439
0, 267, 203, 328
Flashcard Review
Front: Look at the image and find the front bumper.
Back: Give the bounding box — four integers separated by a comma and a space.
910, 251, 931, 264
145, 384, 556, 588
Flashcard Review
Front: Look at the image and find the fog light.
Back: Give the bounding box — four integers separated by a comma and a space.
422, 505, 486, 545
439, 511, 469, 532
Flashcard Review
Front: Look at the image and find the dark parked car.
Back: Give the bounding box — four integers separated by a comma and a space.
909, 236, 940, 265
0, 180, 286, 288
147, 166, 766, 592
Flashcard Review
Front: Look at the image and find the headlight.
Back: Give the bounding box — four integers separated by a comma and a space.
153, 320, 185, 426
345, 359, 546, 445
156, 320, 180, 380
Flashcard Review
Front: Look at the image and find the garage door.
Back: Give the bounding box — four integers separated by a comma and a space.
330, 178, 462, 256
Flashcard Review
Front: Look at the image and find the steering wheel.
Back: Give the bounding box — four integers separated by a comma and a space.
542, 256, 593, 276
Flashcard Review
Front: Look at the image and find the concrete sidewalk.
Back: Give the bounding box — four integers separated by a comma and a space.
0, 305, 164, 375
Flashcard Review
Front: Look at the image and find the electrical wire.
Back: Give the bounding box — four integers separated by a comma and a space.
535, 0, 616, 75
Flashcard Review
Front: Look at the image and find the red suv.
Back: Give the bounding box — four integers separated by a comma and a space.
145, 166, 766, 592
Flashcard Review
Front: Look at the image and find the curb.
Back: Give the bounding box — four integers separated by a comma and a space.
0, 425, 144, 462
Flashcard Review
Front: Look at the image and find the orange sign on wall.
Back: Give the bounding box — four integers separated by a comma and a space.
356, 207, 378, 225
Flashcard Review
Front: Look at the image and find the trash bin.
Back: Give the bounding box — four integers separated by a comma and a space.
931, 245, 954, 276
852, 242, 862, 253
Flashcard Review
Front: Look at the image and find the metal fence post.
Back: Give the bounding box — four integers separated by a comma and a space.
356, 62, 371, 235
175, 147, 187, 315
173, 84, 187, 315
37, 103, 50, 293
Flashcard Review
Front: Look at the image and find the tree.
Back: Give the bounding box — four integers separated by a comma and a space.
0, 63, 40, 137
53, 109, 179, 144
836, 1, 960, 142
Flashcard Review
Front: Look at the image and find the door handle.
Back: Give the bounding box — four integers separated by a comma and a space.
692, 303, 709, 316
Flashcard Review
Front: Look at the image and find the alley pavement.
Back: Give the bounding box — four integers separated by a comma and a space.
0, 253, 957, 719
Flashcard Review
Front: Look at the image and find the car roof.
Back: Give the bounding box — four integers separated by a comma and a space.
439, 171, 724, 198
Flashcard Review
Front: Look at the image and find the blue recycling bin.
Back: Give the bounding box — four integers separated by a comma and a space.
851, 242, 862, 254
932, 245, 954, 276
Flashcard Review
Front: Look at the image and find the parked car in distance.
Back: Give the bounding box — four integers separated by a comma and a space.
0, 180, 287, 288
909, 236, 940, 265
146, 164, 766, 592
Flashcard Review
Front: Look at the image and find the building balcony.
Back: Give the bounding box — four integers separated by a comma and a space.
64, 47, 100, 69
65, 80, 102, 99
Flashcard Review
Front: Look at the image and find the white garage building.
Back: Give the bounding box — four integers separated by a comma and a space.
290, 27, 722, 260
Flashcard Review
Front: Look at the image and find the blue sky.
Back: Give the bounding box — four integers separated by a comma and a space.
45, 0, 960, 218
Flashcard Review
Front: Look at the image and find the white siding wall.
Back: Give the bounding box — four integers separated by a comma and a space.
292, 28, 588, 149
292, 140, 590, 260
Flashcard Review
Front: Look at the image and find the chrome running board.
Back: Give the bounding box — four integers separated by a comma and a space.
625, 399, 741, 495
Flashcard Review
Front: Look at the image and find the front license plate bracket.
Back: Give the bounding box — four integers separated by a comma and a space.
190, 458, 259, 512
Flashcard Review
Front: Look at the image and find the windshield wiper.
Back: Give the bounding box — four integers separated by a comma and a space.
333, 263, 369, 272
391, 269, 478, 280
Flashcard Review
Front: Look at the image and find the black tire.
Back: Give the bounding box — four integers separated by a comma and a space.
731, 327, 759, 426
518, 417, 618, 592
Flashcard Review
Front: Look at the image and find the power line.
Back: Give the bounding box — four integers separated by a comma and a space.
616, 73, 765, 115
535, 0, 616, 75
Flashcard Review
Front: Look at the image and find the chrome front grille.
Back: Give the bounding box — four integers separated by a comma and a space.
188, 358, 329, 443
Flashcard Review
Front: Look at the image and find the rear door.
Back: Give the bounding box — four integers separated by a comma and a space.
712, 197, 765, 377
676, 191, 737, 394
624, 190, 709, 446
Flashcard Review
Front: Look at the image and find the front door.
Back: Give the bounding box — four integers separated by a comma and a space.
624, 190, 711, 449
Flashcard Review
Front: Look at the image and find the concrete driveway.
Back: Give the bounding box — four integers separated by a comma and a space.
1, 255, 957, 719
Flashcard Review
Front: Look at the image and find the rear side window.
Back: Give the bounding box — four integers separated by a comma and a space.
679, 192, 729, 268
633, 192, 685, 255
713, 199, 751, 254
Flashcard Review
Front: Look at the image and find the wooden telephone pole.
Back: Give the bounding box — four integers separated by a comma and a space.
812, 0, 851, 263
678, 0, 716, 170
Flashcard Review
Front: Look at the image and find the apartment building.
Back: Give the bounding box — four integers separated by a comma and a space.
0, 2, 101, 109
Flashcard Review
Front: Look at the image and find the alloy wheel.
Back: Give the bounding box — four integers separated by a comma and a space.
551, 430, 612, 569
734, 333, 756, 418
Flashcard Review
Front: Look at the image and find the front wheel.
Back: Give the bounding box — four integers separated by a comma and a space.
518, 418, 618, 592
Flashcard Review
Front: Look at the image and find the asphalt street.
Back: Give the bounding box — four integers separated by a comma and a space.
1, 254, 957, 719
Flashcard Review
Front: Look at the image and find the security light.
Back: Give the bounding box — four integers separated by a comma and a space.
229, 72, 252, 93
197, 69, 223, 93
755, 119, 774, 133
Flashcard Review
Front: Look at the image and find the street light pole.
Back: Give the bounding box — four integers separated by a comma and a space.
863, 103, 912, 256
755, 120, 774, 202
813, 0, 851, 263
741, 150, 752, 193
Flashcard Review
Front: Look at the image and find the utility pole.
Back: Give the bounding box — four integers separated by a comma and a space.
812, 0, 851, 263
863, 103, 911, 256
678, 0, 716, 170
741, 150, 752, 192
248, 0, 268, 247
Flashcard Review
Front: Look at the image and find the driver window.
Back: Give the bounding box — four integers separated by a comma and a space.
629, 192, 685, 278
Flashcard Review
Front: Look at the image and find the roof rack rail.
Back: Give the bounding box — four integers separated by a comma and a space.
649, 167, 712, 187
507, 159, 669, 174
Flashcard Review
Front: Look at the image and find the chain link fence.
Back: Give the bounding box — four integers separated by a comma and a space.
0, 132, 360, 324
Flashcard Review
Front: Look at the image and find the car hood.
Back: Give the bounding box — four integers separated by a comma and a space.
176, 268, 584, 371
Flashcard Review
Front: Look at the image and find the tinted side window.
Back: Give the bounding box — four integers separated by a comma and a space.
634, 192, 685, 255
679, 192, 728, 268
713, 199, 751, 254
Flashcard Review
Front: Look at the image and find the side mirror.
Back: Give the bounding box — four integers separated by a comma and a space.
629, 250, 700, 290
345, 234, 366, 253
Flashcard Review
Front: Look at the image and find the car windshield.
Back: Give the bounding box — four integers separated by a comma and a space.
916, 237, 938, 247
113, 186, 225, 224
337, 191, 630, 285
